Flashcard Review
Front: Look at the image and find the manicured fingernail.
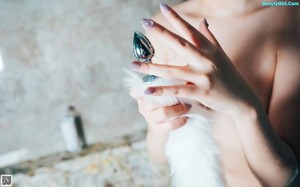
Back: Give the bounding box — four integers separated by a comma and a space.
160, 3, 171, 11
128, 61, 141, 70
185, 103, 192, 110
144, 87, 155, 94
204, 18, 209, 27
142, 18, 154, 28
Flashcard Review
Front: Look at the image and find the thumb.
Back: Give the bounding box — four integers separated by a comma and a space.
198, 18, 222, 49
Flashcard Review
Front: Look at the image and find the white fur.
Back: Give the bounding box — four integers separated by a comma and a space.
124, 70, 225, 187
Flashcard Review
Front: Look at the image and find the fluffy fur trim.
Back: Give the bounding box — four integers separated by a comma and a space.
124, 69, 225, 187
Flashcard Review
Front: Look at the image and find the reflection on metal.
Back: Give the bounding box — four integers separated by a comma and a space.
133, 31, 154, 62
133, 31, 157, 83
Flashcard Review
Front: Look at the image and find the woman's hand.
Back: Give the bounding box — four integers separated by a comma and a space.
130, 88, 191, 164
129, 3, 300, 184
129, 3, 260, 118
130, 89, 190, 134
127, 3, 300, 185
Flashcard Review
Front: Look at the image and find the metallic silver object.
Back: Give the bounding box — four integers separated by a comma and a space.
133, 31, 157, 83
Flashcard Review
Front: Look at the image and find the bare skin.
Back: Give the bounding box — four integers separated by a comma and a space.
129, 1, 300, 186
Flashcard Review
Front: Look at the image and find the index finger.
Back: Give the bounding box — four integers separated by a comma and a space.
159, 3, 210, 49
141, 18, 204, 65
142, 18, 214, 71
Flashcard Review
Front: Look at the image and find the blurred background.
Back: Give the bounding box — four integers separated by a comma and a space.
0, 0, 182, 186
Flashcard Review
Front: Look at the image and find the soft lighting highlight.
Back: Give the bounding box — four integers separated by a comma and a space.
0, 52, 4, 72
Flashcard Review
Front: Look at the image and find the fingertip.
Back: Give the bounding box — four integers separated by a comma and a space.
142, 18, 155, 29
160, 3, 171, 12
199, 18, 210, 33
145, 87, 156, 95
198, 18, 221, 48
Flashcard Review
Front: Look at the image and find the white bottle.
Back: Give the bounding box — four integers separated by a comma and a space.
60, 106, 83, 152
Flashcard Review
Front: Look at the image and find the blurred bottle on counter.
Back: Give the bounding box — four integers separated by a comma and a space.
60, 106, 87, 152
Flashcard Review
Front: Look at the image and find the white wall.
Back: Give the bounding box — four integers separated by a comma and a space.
0, 0, 182, 166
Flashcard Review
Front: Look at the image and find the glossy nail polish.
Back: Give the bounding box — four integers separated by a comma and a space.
160, 3, 171, 11
142, 18, 154, 28
144, 87, 155, 94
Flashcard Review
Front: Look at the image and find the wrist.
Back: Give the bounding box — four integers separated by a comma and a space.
148, 117, 187, 134
227, 99, 263, 125
148, 123, 172, 136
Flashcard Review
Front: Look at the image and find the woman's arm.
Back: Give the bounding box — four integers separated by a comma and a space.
229, 95, 299, 187
267, 46, 300, 186
231, 15, 300, 187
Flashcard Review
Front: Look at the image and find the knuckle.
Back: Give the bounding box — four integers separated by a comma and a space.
170, 87, 180, 95
198, 75, 212, 91
158, 87, 165, 96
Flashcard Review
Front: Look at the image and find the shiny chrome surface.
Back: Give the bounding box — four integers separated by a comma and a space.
133, 31, 157, 82
133, 31, 155, 62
